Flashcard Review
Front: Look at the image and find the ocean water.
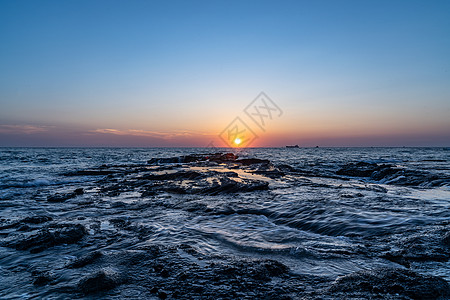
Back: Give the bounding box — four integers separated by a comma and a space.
0, 147, 449, 299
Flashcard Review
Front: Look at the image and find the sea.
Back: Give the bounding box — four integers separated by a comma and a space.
0, 147, 449, 299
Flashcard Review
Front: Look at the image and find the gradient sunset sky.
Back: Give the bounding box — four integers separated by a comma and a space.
1, 0, 449, 147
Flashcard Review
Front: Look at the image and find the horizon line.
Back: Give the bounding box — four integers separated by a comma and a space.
1, 146, 449, 149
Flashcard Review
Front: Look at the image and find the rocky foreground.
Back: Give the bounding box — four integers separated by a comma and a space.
0, 153, 449, 299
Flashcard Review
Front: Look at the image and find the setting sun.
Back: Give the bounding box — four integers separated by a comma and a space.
234, 138, 242, 145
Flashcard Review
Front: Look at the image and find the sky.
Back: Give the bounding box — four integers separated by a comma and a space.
1, 0, 449, 147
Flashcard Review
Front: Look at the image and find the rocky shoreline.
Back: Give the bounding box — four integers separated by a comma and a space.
0, 152, 449, 299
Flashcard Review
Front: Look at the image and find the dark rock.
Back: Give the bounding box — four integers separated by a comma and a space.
182, 154, 209, 163
381, 252, 411, 268
116, 251, 156, 266
250, 163, 285, 178
63, 170, 116, 176
443, 232, 450, 247
17, 224, 31, 231
154, 263, 170, 277
68, 251, 103, 268
110, 201, 128, 208
183, 202, 209, 213
0, 220, 16, 230
198, 178, 269, 195
220, 171, 239, 177
207, 152, 238, 162
211, 259, 289, 282
262, 259, 290, 276
73, 247, 300, 299
177, 243, 199, 255
5, 223, 86, 253
277, 164, 297, 172
336, 161, 450, 187
142, 170, 203, 181
340, 193, 353, 198
85, 154, 274, 198
136, 168, 269, 196
370, 166, 400, 181
21, 215, 53, 224
109, 218, 132, 229
236, 158, 270, 165
32, 270, 54, 286
336, 162, 382, 177
100, 182, 127, 196
73, 188, 84, 195
47, 193, 71, 202
77, 268, 122, 294
164, 186, 188, 194
365, 184, 387, 193
140, 189, 157, 197
253, 169, 285, 178
148, 157, 182, 164
250, 260, 289, 281
383, 232, 450, 264
158, 290, 168, 299
0, 215, 53, 230
148, 153, 238, 165
330, 267, 450, 299
47, 189, 84, 202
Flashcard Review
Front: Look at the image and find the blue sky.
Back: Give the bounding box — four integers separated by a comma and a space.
1, 0, 449, 146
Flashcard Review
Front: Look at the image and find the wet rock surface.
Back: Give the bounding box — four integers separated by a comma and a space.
31, 270, 54, 286
382, 226, 450, 266
47, 188, 84, 202
337, 161, 450, 187
90, 153, 275, 197
3, 223, 87, 253
68, 250, 103, 268
66, 244, 312, 299
78, 268, 123, 294
330, 267, 450, 299
1, 149, 449, 299
0, 215, 53, 230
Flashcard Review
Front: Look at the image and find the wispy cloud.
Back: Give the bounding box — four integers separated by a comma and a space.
90, 128, 212, 140
0, 124, 51, 134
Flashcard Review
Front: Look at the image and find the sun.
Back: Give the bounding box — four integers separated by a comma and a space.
234, 138, 242, 145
